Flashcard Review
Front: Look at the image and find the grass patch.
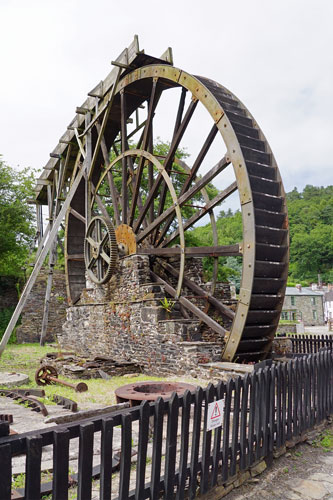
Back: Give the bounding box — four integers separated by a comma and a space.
313, 429, 333, 452
0, 343, 203, 407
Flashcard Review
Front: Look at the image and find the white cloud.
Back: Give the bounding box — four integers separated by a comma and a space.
0, 0, 332, 193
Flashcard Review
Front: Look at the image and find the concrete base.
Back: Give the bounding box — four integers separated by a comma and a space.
0, 372, 29, 387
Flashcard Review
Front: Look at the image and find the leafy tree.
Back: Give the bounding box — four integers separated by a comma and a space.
0, 157, 36, 278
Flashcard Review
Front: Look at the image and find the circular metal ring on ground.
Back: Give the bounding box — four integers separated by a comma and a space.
115, 381, 196, 406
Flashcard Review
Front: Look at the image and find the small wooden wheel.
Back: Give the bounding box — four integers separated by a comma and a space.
35, 364, 58, 386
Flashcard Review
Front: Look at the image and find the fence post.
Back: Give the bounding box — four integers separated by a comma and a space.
211, 381, 225, 487
177, 389, 192, 500
135, 401, 150, 500
239, 375, 249, 471
189, 387, 203, 500
164, 393, 179, 499
150, 397, 164, 499
201, 383, 215, 494
53, 429, 70, 500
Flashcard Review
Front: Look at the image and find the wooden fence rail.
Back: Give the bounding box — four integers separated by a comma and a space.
1, 349, 333, 499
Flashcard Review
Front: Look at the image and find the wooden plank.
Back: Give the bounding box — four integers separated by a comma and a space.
157, 259, 235, 320
211, 381, 224, 486
53, 429, 70, 500
255, 369, 263, 461
0, 444, 11, 500
281, 363, 287, 445
230, 377, 241, 476
135, 401, 150, 500
276, 363, 282, 448
177, 390, 191, 500
164, 393, 179, 499
150, 271, 227, 336
118, 413, 132, 499
150, 397, 164, 499
189, 387, 203, 500
138, 244, 240, 258
77, 423, 94, 500
200, 383, 215, 494
221, 379, 233, 482
262, 367, 270, 457
248, 372, 256, 467
268, 364, 276, 454
100, 418, 113, 500
286, 361, 293, 440
25, 435, 42, 500
239, 375, 249, 471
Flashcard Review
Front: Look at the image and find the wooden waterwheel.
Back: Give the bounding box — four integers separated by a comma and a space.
33, 37, 289, 362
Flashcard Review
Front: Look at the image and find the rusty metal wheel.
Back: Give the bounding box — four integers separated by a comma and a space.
35, 365, 58, 386
43, 42, 288, 362
84, 216, 117, 284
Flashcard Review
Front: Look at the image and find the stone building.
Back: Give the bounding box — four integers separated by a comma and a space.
59, 255, 236, 377
281, 285, 325, 325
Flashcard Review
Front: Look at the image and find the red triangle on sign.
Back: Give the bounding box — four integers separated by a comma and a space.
211, 402, 221, 419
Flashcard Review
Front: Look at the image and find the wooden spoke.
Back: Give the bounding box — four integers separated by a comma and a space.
69, 208, 86, 224
133, 98, 198, 233
107, 171, 121, 226
95, 122, 121, 227
156, 259, 235, 320
136, 155, 230, 244
162, 180, 237, 247
120, 91, 128, 223
129, 80, 160, 226
150, 271, 227, 336
153, 88, 188, 238
155, 124, 219, 245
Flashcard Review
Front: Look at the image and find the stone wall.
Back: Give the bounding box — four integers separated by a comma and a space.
16, 269, 67, 343
0, 276, 20, 310
59, 255, 232, 377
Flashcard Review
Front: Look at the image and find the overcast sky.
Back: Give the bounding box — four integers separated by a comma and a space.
1, 0, 332, 195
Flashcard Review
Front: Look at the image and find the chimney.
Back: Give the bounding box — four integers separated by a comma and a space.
296, 284, 302, 292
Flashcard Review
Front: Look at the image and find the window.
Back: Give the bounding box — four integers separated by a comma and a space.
291, 312, 297, 321
311, 297, 316, 306
313, 310, 317, 320
291, 296, 295, 306
281, 312, 289, 320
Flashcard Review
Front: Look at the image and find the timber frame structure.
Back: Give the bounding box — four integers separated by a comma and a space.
0, 36, 289, 361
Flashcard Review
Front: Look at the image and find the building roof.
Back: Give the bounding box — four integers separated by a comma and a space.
285, 287, 324, 296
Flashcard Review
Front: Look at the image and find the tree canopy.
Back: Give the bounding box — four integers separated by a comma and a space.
0, 157, 36, 278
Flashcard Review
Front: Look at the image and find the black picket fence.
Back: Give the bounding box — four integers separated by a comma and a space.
289, 333, 333, 354
1, 349, 333, 499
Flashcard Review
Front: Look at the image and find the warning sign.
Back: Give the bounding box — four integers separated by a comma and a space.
206, 399, 224, 431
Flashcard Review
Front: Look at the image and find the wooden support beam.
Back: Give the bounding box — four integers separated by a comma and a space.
0, 163, 86, 356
